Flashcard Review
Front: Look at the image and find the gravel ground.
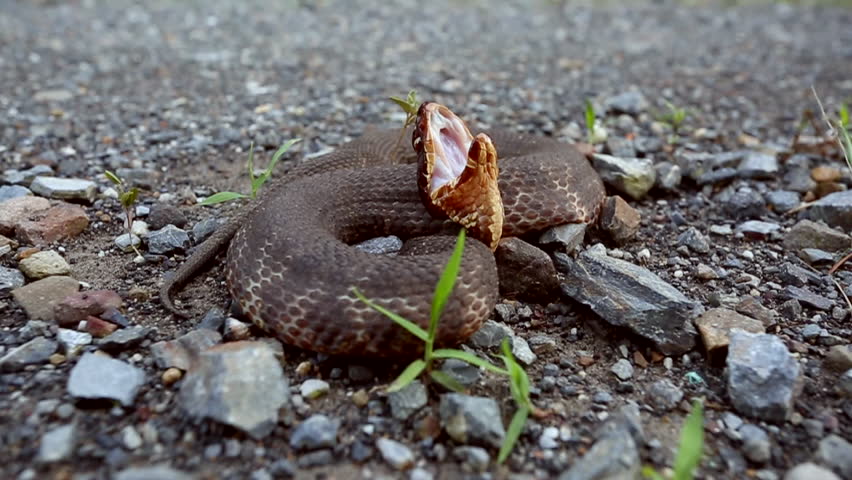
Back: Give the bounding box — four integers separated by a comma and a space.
2, 0, 852, 479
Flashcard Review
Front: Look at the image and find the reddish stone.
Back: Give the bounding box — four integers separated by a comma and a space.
0, 196, 51, 236
85, 315, 119, 337
54, 290, 124, 328
599, 195, 641, 244
15, 202, 89, 245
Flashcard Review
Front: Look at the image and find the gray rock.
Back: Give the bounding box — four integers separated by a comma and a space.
296, 449, 334, 468
539, 426, 560, 449
299, 379, 330, 399
440, 358, 481, 388
178, 341, 289, 438
591, 154, 656, 200
808, 190, 852, 230
147, 204, 188, 230
11, 275, 80, 322
824, 345, 852, 372
191, 217, 224, 244
114, 233, 141, 252
511, 335, 537, 366
453, 446, 490, 473
723, 187, 766, 219
765, 190, 800, 213
605, 136, 636, 158
799, 248, 835, 265
290, 414, 340, 450
646, 379, 684, 412
654, 162, 682, 191
539, 223, 587, 253
558, 431, 640, 480
122, 425, 143, 450
605, 91, 648, 115
469, 320, 512, 348
409, 468, 434, 480
439, 393, 505, 449
495, 237, 560, 303
388, 380, 428, 420
57, 328, 92, 357
37, 424, 75, 463
738, 152, 779, 179
783, 286, 833, 311
739, 424, 771, 464
67, 352, 145, 406
801, 324, 821, 339
678, 227, 711, 253
785, 220, 851, 253
784, 463, 840, 480
0, 185, 32, 202
100, 326, 150, 351
3, 165, 53, 185
815, 434, 852, 479
376, 438, 414, 470
355, 236, 403, 255
610, 358, 634, 381
0, 267, 25, 291
0, 337, 57, 372
736, 220, 781, 238
146, 225, 191, 255
30, 176, 96, 202
149, 328, 222, 370
727, 330, 801, 423
556, 249, 699, 355
113, 465, 195, 480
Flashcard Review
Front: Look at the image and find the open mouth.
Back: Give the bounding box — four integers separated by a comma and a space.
415, 102, 474, 194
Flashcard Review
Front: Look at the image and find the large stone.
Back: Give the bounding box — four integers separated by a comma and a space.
388, 380, 428, 420
558, 431, 639, 480
591, 154, 656, 200
814, 434, 852, 479
0, 337, 58, 371
808, 190, 852, 230
18, 250, 71, 279
146, 224, 191, 255
727, 330, 801, 423
0, 196, 51, 236
0, 266, 25, 291
14, 202, 89, 245
599, 196, 641, 244
694, 308, 764, 359
67, 352, 146, 406
784, 463, 841, 480
439, 393, 505, 449
53, 290, 124, 327
495, 237, 559, 303
30, 176, 97, 202
557, 248, 698, 355
538, 223, 587, 252
37, 424, 76, 463
178, 341, 289, 439
783, 219, 851, 252
149, 328, 222, 370
12, 276, 80, 322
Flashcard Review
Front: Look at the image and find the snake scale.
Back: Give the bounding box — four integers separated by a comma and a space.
161, 106, 605, 357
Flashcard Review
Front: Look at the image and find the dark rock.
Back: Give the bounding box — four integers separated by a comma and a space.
782, 286, 833, 311
146, 204, 188, 230
439, 393, 505, 449
645, 379, 684, 412
495, 237, 559, 303
146, 225, 191, 255
678, 227, 711, 253
388, 380, 427, 420
191, 218, 224, 244
0, 337, 58, 371
737, 152, 778, 179
765, 190, 799, 213
99, 326, 150, 352
599, 196, 641, 244
784, 219, 851, 252
0, 266, 25, 291
290, 414, 340, 451
538, 223, 587, 252
807, 190, 852, 230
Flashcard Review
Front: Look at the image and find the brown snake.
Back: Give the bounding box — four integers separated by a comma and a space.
161, 103, 605, 357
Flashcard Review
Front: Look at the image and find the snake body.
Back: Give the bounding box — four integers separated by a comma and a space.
217, 126, 604, 357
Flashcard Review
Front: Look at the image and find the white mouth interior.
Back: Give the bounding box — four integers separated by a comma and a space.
430, 109, 471, 192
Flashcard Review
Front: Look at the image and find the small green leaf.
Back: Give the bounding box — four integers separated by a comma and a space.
641, 466, 666, 480
198, 191, 249, 206
253, 138, 301, 197
429, 370, 466, 392
840, 103, 849, 127
672, 399, 705, 480
352, 288, 428, 341
390, 96, 415, 115
119, 187, 139, 209
433, 349, 509, 375
585, 99, 596, 139
104, 170, 122, 186
387, 359, 426, 392
429, 229, 466, 337
497, 406, 529, 464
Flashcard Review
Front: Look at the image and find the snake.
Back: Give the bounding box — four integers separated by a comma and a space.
161, 102, 605, 357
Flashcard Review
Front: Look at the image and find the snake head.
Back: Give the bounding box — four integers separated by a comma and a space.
413, 102, 504, 250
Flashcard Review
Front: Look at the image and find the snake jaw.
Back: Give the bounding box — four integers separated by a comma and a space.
415, 102, 504, 250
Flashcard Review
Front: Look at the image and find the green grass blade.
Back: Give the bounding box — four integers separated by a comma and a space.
255, 138, 301, 193
429, 229, 466, 337
387, 359, 426, 393
199, 191, 249, 206
840, 103, 849, 127
497, 406, 529, 464
429, 370, 466, 393
104, 170, 122, 185
352, 288, 428, 341
839, 125, 852, 170
672, 399, 705, 480
432, 349, 509, 375
641, 466, 666, 480
585, 99, 595, 138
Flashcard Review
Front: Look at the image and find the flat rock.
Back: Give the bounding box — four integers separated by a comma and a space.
727, 330, 801, 423
57, 329, 92, 357
783, 285, 833, 311
37, 424, 75, 463
53, 290, 124, 327
18, 250, 71, 279
0, 336, 58, 371
149, 328, 222, 370
388, 380, 428, 420
599, 195, 641, 244
765, 190, 800, 213
495, 237, 559, 303
146, 224, 191, 255
100, 326, 151, 351
738, 152, 778, 179
558, 431, 639, 480
290, 414, 340, 450
694, 308, 764, 357
113, 465, 195, 480
376, 438, 415, 470
30, 176, 96, 202
67, 352, 146, 406
12, 276, 80, 322
14, 202, 89, 245
591, 154, 656, 200
538, 223, 587, 252
178, 341, 289, 439
784, 219, 851, 252
0, 185, 32, 202
3, 165, 53, 186
0, 196, 51, 236
557, 248, 698, 355
439, 393, 505, 449
736, 220, 781, 239
807, 190, 852, 230
146, 204, 188, 230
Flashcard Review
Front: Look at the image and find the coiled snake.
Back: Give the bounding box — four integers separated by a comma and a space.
161, 103, 605, 357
